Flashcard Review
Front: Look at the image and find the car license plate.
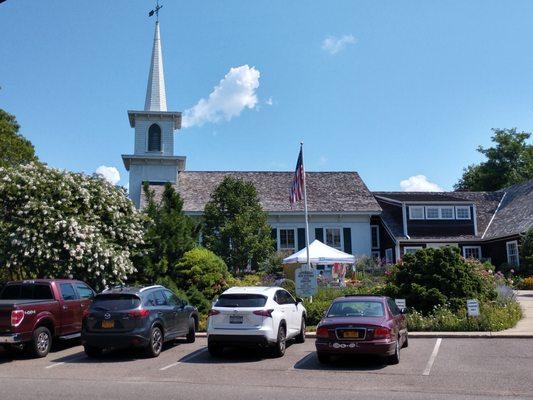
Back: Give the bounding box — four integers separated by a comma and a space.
229, 315, 243, 324
102, 320, 115, 329
343, 330, 359, 338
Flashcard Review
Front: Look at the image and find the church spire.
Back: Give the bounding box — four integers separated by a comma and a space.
144, 21, 167, 112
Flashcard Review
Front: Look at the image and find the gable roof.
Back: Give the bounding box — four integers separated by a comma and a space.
483, 179, 533, 239
374, 180, 532, 242
374, 190, 503, 241
143, 171, 381, 214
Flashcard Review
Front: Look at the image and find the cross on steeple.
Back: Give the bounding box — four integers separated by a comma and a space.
148, 0, 163, 22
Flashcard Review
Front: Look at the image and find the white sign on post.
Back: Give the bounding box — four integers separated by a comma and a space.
395, 299, 406, 310
467, 299, 480, 317
295, 267, 318, 297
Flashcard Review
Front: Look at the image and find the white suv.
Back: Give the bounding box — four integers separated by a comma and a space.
206, 286, 307, 357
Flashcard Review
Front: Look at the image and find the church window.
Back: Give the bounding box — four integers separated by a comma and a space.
148, 124, 162, 152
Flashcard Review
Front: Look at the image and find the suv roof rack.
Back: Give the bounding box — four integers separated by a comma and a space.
343, 294, 382, 297
139, 285, 164, 292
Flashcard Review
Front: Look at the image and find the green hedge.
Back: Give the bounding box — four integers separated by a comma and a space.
406, 301, 522, 332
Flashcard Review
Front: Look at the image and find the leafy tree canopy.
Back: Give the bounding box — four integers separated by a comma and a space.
385, 247, 496, 314
455, 128, 533, 191
0, 163, 145, 289
135, 183, 198, 284
0, 109, 38, 168
202, 176, 274, 272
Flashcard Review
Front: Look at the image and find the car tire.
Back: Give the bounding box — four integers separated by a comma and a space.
271, 324, 286, 358
207, 341, 223, 357
388, 338, 401, 365
317, 352, 330, 364
186, 318, 196, 343
402, 334, 409, 348
295, 316, 306, 344
83, 345, 103, 358
145, 326, 163, 358
30, 326, 52, 358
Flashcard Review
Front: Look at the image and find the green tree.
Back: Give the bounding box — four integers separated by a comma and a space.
0, 109, 38, 168
135, 183, 198, 283
203, 176, 274, 272
175, 247, 230, 306
385, 247, 496, 314
455, 128, 533, 191
0, 163, 145, 289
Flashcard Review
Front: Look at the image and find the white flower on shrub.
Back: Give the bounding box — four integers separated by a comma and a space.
0, 163, 145, 289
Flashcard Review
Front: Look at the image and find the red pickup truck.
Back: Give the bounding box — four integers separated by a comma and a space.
0, 279, 95, 357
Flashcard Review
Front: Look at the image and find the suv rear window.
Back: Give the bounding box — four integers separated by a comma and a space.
91, 294, 141, 311
0, 284, 54, 300
215, 294, 267, 308
327, 300, 385, 318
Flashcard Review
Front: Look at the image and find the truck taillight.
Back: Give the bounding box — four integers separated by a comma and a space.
316, 326, 329, 338
207, 309, 220, 317
253, 309, 273, 317
128, 309, 150, 318
11, 310, 25, 327
374, 327, 391, 339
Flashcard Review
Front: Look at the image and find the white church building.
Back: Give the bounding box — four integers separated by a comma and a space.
122, 21, 384, 260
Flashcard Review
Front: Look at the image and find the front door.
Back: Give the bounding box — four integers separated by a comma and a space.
59, 283, 82, 334
164, 290, 188, 335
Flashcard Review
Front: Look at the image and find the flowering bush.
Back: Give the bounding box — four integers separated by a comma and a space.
0, 163, 145, 289
519, 277, 533, 290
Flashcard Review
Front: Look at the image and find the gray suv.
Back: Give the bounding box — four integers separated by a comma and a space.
81, 285, 198, 357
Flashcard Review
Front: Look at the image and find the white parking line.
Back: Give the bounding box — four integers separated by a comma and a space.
159, 362, 179, 371
422, 338, 442, 376
159, 348, 208, 371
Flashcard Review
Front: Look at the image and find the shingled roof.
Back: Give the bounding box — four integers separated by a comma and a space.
374, 190, 504, 241
142, 171, 381, 214
483, 180, 533, 239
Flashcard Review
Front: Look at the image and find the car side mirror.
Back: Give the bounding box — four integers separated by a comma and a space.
296, 297, 304, 304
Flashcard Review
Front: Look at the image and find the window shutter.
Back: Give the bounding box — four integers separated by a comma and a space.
343, 228, 352, 254
271, 228, 277, 250
297, 228, 305, 250
315, 228, 323, 242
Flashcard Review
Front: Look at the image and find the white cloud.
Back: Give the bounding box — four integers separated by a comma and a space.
96, 165, 121, 185
400, 175, 443, 192
265, 97, 273, 106
321, 34, 357, 55
182, 65, 260, 128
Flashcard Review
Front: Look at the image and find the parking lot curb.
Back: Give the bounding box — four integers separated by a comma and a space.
196, 331, 533, 339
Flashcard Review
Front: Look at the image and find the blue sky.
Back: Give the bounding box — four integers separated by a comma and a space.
2, 1, 533, 191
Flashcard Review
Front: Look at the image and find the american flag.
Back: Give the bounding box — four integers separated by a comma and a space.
290, 147, 305, 204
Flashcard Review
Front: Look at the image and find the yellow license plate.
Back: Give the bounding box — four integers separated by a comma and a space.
343, 331, 359, 338
102, 320, 115, 329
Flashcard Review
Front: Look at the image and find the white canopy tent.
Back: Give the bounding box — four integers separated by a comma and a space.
283, 239, 356, 265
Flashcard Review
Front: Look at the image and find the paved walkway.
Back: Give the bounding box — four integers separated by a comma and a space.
497, 290, 533, 336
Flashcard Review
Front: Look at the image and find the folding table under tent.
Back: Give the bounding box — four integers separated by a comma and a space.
282, 239, 356, 265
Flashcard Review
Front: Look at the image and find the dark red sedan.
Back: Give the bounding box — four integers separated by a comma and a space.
315, 295, 408, 364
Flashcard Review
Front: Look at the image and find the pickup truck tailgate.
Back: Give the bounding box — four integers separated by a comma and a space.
0, 306, 13, 333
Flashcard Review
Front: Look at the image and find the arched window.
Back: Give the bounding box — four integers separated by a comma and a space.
147, 124, 162, 152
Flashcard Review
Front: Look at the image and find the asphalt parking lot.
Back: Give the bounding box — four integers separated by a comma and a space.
1, 337, 532, 400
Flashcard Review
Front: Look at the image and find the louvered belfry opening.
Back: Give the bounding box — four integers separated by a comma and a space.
148, 123, 162, 152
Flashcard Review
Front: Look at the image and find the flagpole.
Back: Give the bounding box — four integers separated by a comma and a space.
300, 142, 311, 272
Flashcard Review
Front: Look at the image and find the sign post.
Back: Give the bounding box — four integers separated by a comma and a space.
295, 266, 318, 298
467, 299, 480, 317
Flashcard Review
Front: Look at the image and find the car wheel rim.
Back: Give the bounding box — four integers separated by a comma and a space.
279, 329, 286, 352
152, 329, 162, 354
37, 332, 49, 353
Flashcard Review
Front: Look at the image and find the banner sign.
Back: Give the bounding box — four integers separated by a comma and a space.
295, 267, 318, 297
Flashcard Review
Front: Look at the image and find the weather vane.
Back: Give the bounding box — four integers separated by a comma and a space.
148, 0, 163, 22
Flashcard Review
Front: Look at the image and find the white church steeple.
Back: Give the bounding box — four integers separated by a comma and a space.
122, 16, 186, 208
144, 22, 167, 112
